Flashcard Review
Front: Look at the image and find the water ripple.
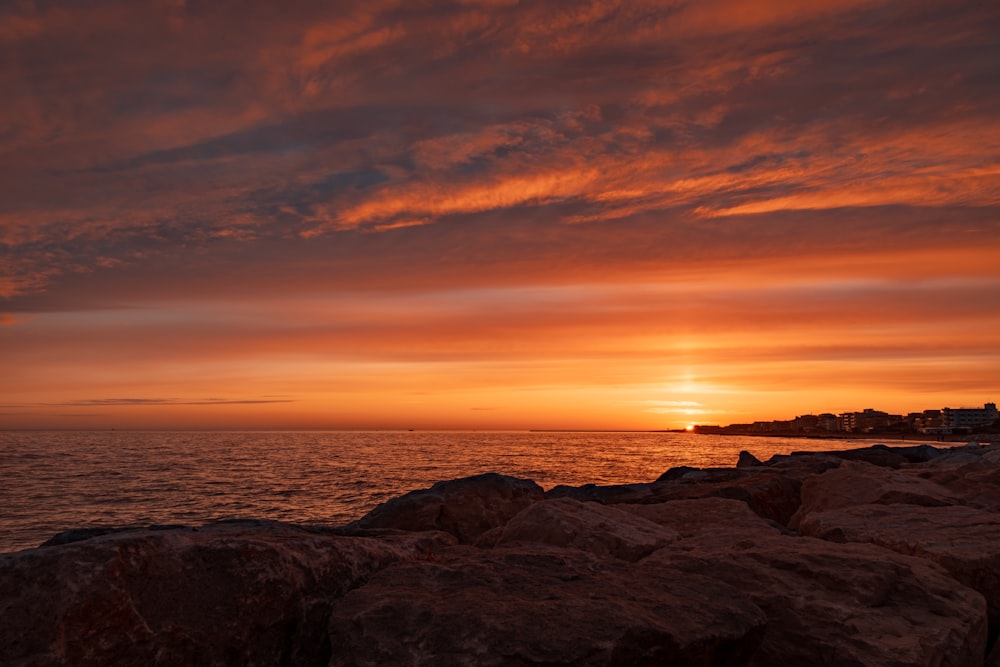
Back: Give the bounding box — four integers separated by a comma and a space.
1, 430, 869, 553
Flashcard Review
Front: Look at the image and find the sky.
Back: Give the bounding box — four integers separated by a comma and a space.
1, 0, 998, 431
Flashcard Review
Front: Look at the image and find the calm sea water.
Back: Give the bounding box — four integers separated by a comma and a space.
0, 430, 873, 554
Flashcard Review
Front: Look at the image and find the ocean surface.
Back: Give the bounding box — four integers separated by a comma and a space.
1, 430, 877, 554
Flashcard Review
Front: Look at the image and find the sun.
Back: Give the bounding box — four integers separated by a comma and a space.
685, 424, 695, 432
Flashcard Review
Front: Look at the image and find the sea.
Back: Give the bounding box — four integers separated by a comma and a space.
0, 430, 878, 554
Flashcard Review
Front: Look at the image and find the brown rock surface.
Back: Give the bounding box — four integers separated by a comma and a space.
0, 521, 452, 666
353, 472, 544, 543
621, 497, 783, 540
802, 443, 909, 468
798, 503, 1000, 650
645, 468, 805, 526
327, 545, 767, 666
622, 490, 986, 665
545, 481, 654, 504
903, 453, 1000, 511
650, 531, 988, 666
494, 497, 678, 561
789, 460, 959, 528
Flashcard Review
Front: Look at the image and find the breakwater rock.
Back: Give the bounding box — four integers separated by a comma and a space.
4, 442, 1000, 666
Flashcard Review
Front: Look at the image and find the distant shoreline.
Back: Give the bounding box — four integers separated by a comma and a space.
694, 430, 992, 444
529, 428, 987, 443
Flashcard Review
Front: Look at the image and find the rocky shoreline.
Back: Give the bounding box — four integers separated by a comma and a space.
4, 441, 1000, 666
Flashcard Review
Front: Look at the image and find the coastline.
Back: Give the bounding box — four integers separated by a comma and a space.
700, 430, 992, 444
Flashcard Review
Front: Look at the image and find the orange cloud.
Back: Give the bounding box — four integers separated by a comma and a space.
331, 168, 601, 230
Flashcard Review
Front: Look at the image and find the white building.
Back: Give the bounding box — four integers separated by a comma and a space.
942, 403, 998, 430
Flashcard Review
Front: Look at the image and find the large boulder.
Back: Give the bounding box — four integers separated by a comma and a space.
651, 531, 988, 666
800, 444, 909, 468
620, 498, 986, 667
0, 521, 451, 666
761, 452, 844, 472
654, 466, 742, 484
621, 497, 784, 541
643, 469, 806, 526
353, 473, 544, 543
798, 503, 1000, 652
789, 461, 959, 528
493, 498, 678, 561
327, 545, 767, 666
545, 481, 654, 504
890, 443, 947, 463
903, 454, 1000, 511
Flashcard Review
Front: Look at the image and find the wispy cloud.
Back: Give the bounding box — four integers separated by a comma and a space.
49, 398, 297, 407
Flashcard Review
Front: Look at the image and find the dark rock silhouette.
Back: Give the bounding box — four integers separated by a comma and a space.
798, 442, 910, 468
737, 449, 762, 467
4, 442, 1000, 665
545, 481, 654, 504
647, 467, 805, 525
351, 472, 543, 543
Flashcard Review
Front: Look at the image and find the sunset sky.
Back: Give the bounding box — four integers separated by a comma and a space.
1, 0, 998, 430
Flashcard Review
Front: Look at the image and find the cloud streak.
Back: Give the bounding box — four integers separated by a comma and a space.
49, 398, 297, 407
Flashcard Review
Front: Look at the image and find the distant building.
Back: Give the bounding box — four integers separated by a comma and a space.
839, 412, 857, 432
792, 414, 820, 432
838, 408, 900, 433
913, 409, 943, 429
817, 413, 840, 432
704, 401, 995, 437
942, 403, 998, 430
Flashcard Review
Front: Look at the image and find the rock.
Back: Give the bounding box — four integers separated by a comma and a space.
645, 469, 805, 526
798, 503, 1000, 652
39, 523, 203, 547
903, 457, 1000, 511
654, 465, 700, 481
924, 450, 984, 468
494, 498, 678, 562
353, 473, 544, 543
327, 545, 767, 666
738, 450, 763, 468
550, 465, 804, 525
651, 531, 988, 666
39, 526, 129, 546
789, 461, 959, 529
621, 497, 783, 541
0, 521, 452, 666
795, 444, 909, 468
655, 466, 740, 484
545, 481, 653, 504
892, 444, 946, 463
